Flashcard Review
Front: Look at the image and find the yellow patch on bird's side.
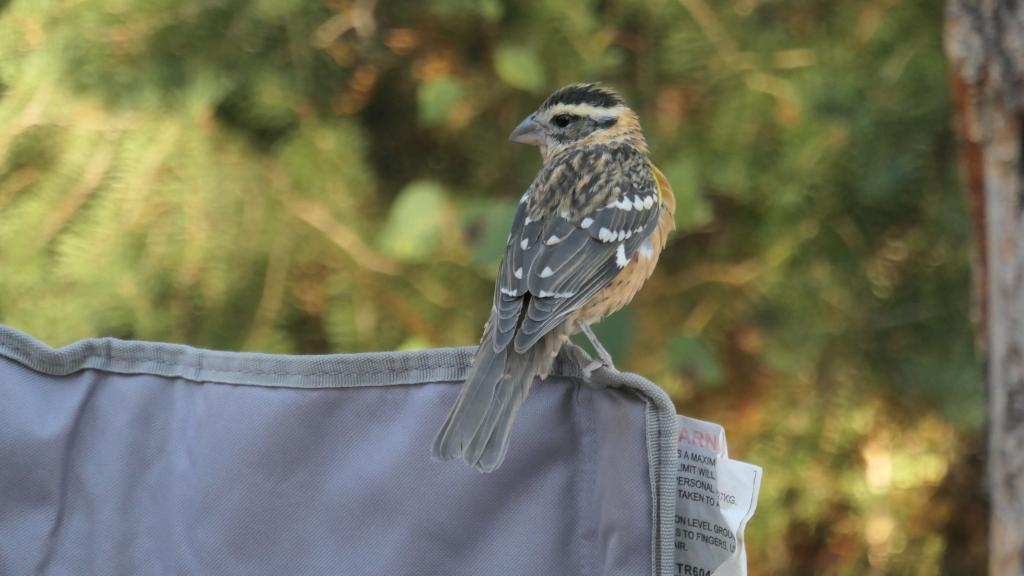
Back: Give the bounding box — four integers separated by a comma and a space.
650, 162, 670, 207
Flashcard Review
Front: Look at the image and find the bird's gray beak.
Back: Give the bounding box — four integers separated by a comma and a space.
509, 114, 544, 146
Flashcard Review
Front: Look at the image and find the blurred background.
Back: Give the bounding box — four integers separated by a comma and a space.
0, 0, 983, 573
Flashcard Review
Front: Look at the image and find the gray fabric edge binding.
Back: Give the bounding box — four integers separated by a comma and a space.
0, 324, 679, 576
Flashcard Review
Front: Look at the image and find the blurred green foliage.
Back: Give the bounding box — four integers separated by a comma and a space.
0, 0, 983, 572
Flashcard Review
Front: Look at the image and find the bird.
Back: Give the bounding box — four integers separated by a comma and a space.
432, 83, 676, 473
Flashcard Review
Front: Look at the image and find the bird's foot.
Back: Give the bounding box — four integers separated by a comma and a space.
578, 321, 617, 377
581, 356, 617, 380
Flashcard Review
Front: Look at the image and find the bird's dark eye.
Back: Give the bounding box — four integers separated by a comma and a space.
552, 114, 577, 128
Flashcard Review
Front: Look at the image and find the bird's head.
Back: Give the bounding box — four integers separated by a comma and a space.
509, 83, 647, 160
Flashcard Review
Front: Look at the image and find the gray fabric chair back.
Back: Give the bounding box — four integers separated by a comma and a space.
0, 326, 679, 575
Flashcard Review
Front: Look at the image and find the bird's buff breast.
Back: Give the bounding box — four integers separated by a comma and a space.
534, 216, 671, 380
572, 165, 675, 326
573, 214, 670, 325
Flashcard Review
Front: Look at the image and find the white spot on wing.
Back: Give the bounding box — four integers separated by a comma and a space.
520, 193, 529, 204
644, 195, 655, 209
540, 266, 554, 278
638, 238, 654, 259
524, 216, 534, 226
581, 217, 594, 229
538, 289, 575, 298
545, 234, 562, 245
599, 227, 614, 242
520, 238, 529, 250
500, 287, 518, 297
615, 243, 629, 268
514, 267, 523, 279
633, 196, 644, 210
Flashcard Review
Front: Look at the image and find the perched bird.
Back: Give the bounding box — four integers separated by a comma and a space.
432, 83, 675, 472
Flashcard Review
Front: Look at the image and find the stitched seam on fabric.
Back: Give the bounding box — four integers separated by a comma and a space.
580, 382, 600, 576
645, 401, 660, 576
0, 333, 469, 378
655, 403, 667, 576
0, 328, 595, 382
567, 380, 597, 576
0, 327, 600, 388
58, 349, 466, 376
571, 382, 584, 575
84, 355, 465, 377
655, 389, 678, 576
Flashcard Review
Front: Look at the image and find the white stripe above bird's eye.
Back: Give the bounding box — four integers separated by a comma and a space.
546, 103, 625, 121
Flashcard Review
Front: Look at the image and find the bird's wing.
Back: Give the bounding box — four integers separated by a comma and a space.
491, 145, 663, 354
491, 191, 540, 351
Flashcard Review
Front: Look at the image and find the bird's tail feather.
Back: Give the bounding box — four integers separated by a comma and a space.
432, 323, 538, 472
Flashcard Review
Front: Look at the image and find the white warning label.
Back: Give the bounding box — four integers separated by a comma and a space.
674, 415, 762, 576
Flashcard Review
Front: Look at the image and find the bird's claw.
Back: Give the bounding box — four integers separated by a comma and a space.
581, 357, 615, 380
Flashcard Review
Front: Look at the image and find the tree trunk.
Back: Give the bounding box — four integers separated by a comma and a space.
945, 1, 1024, 573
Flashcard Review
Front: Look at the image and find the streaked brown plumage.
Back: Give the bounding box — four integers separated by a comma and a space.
433, 84, 675, 472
